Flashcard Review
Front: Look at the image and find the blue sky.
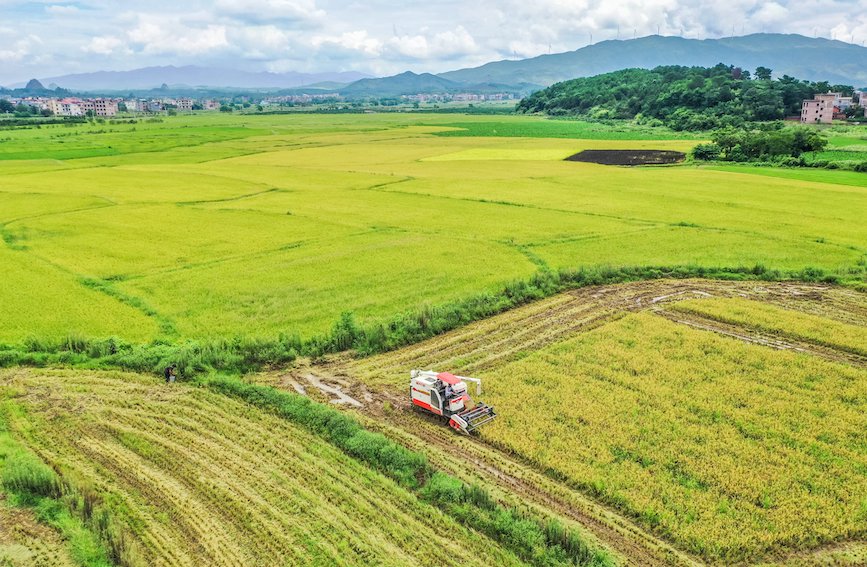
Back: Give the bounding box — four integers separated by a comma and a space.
1, 0, 866, 83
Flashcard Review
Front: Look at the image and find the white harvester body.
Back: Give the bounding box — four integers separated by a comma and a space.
409, 370, 497, 434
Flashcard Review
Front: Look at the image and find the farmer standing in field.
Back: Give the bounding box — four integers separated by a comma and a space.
164, 364, 177, 383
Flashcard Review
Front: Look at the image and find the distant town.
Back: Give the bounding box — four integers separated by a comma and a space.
0, 90, 519, 118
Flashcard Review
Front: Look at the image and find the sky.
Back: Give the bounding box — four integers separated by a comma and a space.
1, 0, 866, 84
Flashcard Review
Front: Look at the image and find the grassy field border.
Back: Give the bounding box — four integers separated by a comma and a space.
0, 262, 863, 379
203, 375, 614, 567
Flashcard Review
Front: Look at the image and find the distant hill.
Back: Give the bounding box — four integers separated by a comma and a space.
440, 34, 867, 88
25, 79, 46, 91
518, 65, 851, 131
340, 71, 461, 97
339, 71, 538, 98
19, 66, 371, 91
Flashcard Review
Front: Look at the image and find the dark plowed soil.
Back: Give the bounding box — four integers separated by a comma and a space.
566, 149, 686, 166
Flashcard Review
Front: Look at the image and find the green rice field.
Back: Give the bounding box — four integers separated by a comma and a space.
1, 113, 865, 344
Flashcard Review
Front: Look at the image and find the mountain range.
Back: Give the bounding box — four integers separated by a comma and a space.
9, 34, 867, 94
440, 34, 867, 87
11, 66, 371, 91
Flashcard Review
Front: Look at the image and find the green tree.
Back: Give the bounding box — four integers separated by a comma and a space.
755, 67, 773, 81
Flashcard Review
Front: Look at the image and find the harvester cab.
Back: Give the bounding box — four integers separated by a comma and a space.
409, 370, 497, 434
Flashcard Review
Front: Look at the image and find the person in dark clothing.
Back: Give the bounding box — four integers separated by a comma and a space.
164, 364, 177, 383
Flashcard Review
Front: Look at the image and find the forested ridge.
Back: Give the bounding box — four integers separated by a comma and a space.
517, 64, 856, 130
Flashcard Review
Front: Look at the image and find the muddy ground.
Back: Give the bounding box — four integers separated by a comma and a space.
566, 149, 686, 166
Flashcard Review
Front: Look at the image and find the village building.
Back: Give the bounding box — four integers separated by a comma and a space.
800, 93, 838, 124
48, 98, 84, 116
858, 91, 867, 118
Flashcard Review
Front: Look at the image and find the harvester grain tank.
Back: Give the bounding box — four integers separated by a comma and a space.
409, 369, 497, 434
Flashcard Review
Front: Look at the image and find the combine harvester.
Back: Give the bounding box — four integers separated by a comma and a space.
409, 370, 497, 434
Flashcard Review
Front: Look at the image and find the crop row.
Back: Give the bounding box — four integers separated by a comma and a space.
0, 369, 527, 566
670, 297, 867, 357
476, 312, 867, 561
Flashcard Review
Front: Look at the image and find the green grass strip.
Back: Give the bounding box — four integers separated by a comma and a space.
1, 263, 864, 378
204, 375, 614, 567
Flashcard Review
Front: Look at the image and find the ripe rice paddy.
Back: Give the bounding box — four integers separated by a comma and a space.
343, 280, 867, 563
2, 113, 866, 565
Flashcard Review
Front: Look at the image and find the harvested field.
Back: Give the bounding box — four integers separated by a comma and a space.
0, 369, 527, 567
0, 500, 75, 567
288, 279, 867, 565
565, 149, 686, 165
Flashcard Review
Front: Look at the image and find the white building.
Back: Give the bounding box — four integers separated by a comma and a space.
48, 98, 85, 116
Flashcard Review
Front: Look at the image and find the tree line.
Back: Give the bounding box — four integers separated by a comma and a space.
517, 64, 857, 131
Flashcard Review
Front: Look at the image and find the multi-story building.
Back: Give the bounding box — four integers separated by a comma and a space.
801, 93, 838, 124
176, 98, 194, 112
836, 96, 854, 111
92, 98, 118, 116
858, 91, 867, 118
127, 99, 150, 112
48, 98, 85, 116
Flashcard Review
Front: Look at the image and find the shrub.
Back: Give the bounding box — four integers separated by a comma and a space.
691, 143, 721, 161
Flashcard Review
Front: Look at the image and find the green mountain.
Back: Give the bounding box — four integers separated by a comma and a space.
439, 34, 867, 88
339, 71, 537, 98
340, 71, 460, 97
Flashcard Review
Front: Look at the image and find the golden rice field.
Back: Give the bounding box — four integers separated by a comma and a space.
670, 297, 867, 357
3, 113, 867, 566
1, 113, 865, 344
0, 368, 528, 567
344, 280, 867, 563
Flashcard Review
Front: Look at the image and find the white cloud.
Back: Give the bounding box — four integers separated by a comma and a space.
127, 17, 229, 55
0, 34, 40, 63
82, 35, 125, 55
2, 0, 867, 82
45, 4, 80, 15
214, 0, 325, 26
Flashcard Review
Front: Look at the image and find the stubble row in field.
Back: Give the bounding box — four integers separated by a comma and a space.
0, 368, 528, 567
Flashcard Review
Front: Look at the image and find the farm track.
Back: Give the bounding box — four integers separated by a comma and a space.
276, 278, 867, 566
654, 309, 867, 368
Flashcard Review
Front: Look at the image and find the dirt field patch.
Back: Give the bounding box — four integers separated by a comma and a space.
566, 149, 686, 166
